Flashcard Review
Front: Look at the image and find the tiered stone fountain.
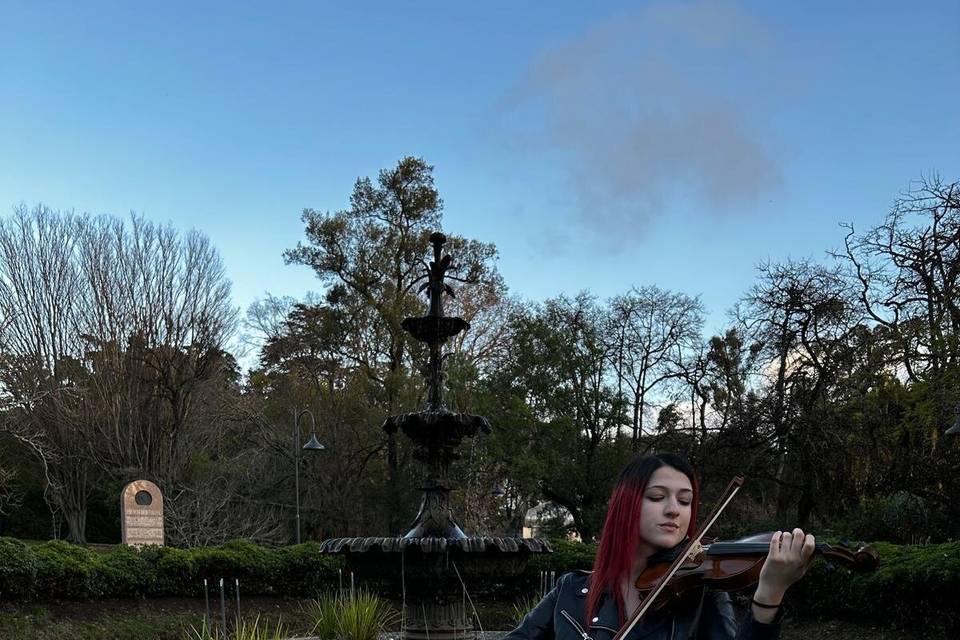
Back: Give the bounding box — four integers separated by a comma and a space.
321, 232, 550, 640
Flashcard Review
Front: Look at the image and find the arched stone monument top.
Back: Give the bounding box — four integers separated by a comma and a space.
121, 479, 164, 547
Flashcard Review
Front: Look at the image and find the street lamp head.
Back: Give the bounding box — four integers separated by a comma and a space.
303, 433, 326, 451
947, 404, 960, 436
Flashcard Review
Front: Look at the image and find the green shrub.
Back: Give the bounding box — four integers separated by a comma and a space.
512, 593, 543, 625
97, 544, 151, 597
790, 540, 960, 630
307, 591, 341, 640
0, 536, 40, 599
183, 615, 287, 640
307, 590, 399, 640
140, 544, 197, 596
33, 540, 102, 599
1, 538, 342, 600
0, 532, 956, 634
518, 537, 960, 632
835, 493, 949, 544
192, 539, 277, 595
506, 538, 596, 594
528, 538, 595, 574
272, 542, 341, 596
337, 590, 400, 640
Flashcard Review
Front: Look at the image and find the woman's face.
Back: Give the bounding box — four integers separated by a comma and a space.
637, 465, 694, 556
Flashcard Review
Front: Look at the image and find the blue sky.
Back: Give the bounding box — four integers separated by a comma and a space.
2, 1, 958, 349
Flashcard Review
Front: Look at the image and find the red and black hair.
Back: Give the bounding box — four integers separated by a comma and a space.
584, 453, 699, 627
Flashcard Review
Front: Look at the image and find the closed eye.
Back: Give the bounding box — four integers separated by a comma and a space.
647, 495, 692, 506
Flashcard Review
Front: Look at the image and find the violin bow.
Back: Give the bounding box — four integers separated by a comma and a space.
611, 475, 745, 640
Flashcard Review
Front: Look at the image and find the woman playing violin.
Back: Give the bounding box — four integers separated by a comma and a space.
505, 453, 816, 640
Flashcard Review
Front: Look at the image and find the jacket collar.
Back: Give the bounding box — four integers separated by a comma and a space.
577, 575, 669, 639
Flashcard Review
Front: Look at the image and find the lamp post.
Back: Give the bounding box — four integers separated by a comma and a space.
294, 408, 325, 544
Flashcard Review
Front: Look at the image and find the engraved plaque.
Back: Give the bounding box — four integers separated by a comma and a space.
121, 480, 164, 547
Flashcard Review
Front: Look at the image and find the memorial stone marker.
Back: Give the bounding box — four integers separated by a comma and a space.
120, 479, 164, 547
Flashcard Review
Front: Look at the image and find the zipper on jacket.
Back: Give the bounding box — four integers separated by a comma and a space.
560, 609, 594, 640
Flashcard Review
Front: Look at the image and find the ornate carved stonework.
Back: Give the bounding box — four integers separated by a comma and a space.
401, 600, 472, 640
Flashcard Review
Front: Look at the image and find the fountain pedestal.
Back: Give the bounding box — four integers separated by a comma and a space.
403, 601, 471, 640
321, 232, 550, 639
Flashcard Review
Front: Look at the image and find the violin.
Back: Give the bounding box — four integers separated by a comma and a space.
633, 532, 879, 611
611, 476, 880, 640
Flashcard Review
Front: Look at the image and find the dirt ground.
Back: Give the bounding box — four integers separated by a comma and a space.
0, 597, 942, 640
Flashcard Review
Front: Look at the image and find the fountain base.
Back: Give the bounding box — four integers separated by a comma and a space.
321, 536, 551, 640
401, 599, 473, 640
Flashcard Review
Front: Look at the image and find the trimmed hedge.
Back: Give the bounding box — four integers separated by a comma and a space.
0, 537, 342, 601
0, 537, 39, 599
790, 540, 960, 630
528, 538, 597, 575
1, 535, 957, 631
528, 538, 960, 631
33, 540, 103, 599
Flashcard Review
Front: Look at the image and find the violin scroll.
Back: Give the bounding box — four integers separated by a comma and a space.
820, 539, 879, 573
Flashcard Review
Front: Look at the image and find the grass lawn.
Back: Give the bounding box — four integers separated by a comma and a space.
0, 597, 317, 640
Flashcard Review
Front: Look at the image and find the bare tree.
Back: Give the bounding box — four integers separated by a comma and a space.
0, 205, 93, 541
0, 205, 238, 542
76, 214, 239, 480
163, 444, 288, 547
244, 294, 299, 352
608, 286, 704, 448
837, 175, 960, 380
0, 446, 24, 517
736, 259, 861, 525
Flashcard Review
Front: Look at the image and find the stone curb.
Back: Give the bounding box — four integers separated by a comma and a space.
288, 633, 510, 640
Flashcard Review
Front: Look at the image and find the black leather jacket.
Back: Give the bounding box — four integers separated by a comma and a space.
503, 571, 782, 640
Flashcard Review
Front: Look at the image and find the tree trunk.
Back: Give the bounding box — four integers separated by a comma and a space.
385, 338, 404, 535
56, 468, 89, 543
796, 474, 814, 529
772, 320, 792, 523
64, 507, 87, 544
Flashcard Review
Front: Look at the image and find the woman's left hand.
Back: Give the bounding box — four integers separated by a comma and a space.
755, 528, 816, 603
